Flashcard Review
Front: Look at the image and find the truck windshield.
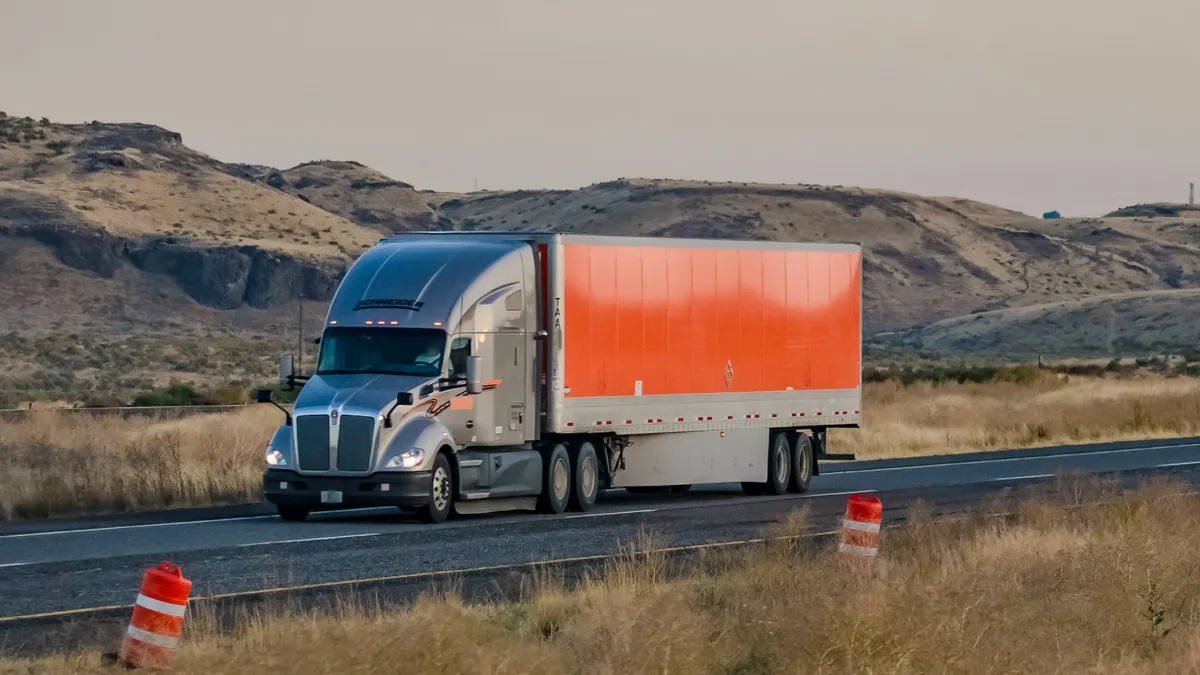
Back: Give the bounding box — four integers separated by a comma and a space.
316, 327, 446, 377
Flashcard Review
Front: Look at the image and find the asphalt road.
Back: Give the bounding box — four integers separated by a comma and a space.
2, 436, 1199, 655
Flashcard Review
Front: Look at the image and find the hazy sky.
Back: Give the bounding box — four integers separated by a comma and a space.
2, 0, 1197, 216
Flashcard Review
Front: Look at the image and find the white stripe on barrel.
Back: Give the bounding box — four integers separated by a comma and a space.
136, 593, 188, 617
837, 543, 879, 557
841, 519, 881, 533
125, 624, 181, 649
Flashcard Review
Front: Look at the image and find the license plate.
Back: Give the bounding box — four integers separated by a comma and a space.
320, 490, 343, 504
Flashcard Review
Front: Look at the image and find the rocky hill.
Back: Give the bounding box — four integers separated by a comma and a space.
4, 110, 1200, 404
884, 289, 1200, 358
0, 114, 382, 312
232, 160, 456, 233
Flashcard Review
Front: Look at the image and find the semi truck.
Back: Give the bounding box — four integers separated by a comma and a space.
258, 232, 862, 523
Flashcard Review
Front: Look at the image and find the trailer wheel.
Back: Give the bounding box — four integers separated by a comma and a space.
568, 441, 599, 512
417, 452, 454, 524
765, 431, 792, 495
789, 433, 814, 494
537, 443, 571, 514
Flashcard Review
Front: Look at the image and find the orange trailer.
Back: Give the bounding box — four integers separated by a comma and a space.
540, 234, 861, 491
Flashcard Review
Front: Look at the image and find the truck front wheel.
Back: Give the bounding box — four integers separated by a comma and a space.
417, 452, 454, 524
537, 443, 571, 514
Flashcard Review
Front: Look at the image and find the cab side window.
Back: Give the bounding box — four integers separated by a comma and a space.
448, 337, 471, 380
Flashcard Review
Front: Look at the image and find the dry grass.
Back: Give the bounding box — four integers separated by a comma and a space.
7, 477, 1200, 674
0, 407, 275, 520
847, 373, 1200, 459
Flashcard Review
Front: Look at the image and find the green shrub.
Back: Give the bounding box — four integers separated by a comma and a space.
209, 386, 248, 406
132, 384, 213, 407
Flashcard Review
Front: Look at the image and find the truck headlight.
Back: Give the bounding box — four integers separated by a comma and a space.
386, 448, 425, 469
265, 448, 287, 467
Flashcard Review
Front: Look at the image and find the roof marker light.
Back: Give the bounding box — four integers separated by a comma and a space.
365, 320, 374, 325
390, 321, 399, 325
433, 321, 443, 327
329, 320, 338, 325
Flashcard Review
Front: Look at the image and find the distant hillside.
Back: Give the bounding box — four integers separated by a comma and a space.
0, 113, 382, 405
0, 114, 383, 314
233, 160, 456, 232
1106, 203, 1200, 218
884, 289, 1200, 358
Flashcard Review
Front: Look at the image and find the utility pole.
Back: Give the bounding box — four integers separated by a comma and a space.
1190, 182, 1195, 206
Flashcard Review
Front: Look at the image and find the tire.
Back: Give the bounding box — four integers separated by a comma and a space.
766, 432, 792, 495
789, 433, 814, 494
537, 443, 571, 514
568, 441, 599, 512
417, 452, 454, 524
276, 504, 310, 522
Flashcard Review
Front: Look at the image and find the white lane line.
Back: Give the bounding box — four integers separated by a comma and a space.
820, 443, 1200, 476
0, 506, 393, 540
1151, 460, 1200, 469
238, 533, 381, 547
0, 514, 278, 539
562, 508, 657, 520
987, 473, 1055, 483
800, 489, 878, 498
0, 562, 30, 569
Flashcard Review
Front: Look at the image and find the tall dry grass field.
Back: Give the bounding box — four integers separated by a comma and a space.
847, 373, 1200, 459
0, 407, 275, 520
7, 477, 1200, 674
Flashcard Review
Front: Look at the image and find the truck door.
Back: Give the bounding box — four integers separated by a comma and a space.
486, 289, 527, 445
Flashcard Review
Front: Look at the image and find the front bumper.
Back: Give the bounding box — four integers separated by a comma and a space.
263, 469, 432, 510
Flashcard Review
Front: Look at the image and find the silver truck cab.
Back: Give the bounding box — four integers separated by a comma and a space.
260, 235, 556, 523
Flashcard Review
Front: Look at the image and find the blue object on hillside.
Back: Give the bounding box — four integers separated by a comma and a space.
1042, 210, 1061, 220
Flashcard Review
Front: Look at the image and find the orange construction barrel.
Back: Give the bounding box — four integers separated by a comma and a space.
837, 493, 882, 560
119, 562, 192, 669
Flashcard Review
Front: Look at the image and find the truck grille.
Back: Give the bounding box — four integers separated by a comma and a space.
294, 415, 331, 471
336, 414, 376, 472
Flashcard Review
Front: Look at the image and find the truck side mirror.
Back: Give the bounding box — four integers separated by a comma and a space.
384, 391, 415, 428
279, 352, 295, 386
466, 356, 483, 395
256, 387, 293, 426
